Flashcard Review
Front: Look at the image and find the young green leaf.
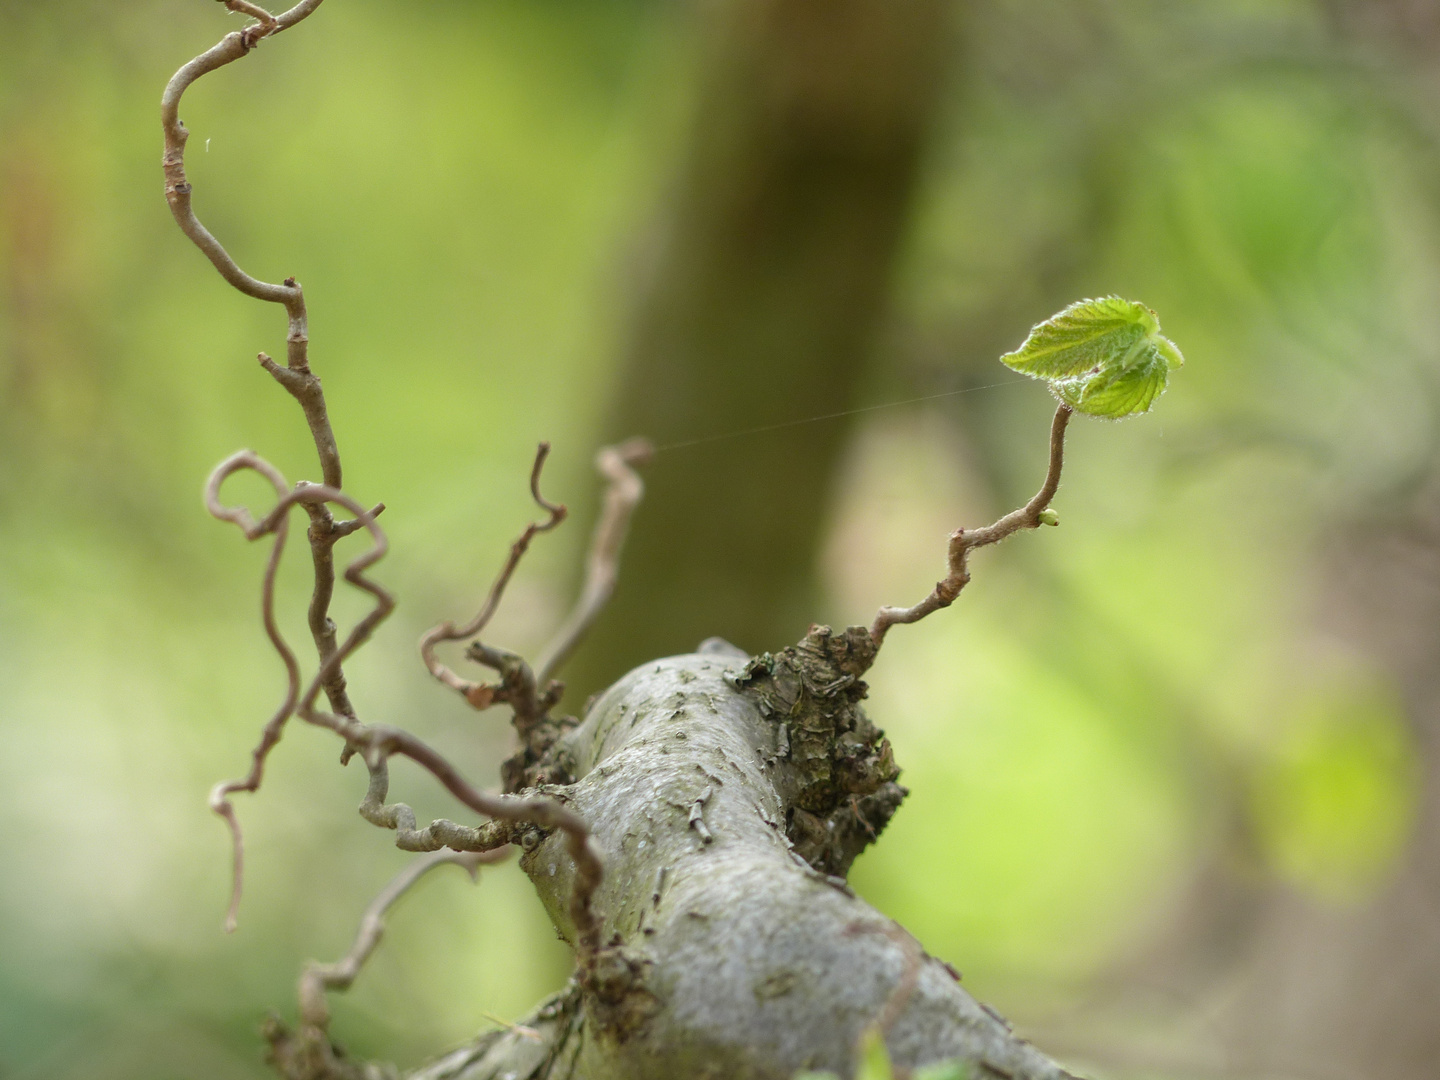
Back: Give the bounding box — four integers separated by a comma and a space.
1000, 296, 1183, 419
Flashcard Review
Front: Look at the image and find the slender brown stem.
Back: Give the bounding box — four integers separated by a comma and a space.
870, 404, 1072, 647
535, 437, 652, 685
258, 353, 342, 489
205, 459, 389, 717
179, 0, 604, 975
161, 2, 323, 359
204, 453, 299, 933
297, 848, 505, 1029
206, 450, 603, 956
419, 443, 566, 710
355, 732, 603, 955
205, 452, 599, 961
164, 4, 356, 713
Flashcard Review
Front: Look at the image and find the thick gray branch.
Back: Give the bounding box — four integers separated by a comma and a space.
416, 636, 1080, 1080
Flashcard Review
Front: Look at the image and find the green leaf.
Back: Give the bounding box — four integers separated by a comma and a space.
855, 1028, 894, 1080
1000, 297, 1183, 419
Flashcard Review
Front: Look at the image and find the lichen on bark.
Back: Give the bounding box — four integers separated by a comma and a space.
722, 625, 907, 877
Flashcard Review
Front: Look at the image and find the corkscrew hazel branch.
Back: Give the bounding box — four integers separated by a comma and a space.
205, 452, 604, 956
870, 403, 1072, 647
204, 453, 299, 933
296, 848, 508, 1031
175, 0, 605, 999
164, 2, 364, 719
535, 437, 653, 686
419, 442, 567, 715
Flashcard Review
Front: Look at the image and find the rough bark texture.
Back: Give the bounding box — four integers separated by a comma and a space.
410, 630, 1079, 1080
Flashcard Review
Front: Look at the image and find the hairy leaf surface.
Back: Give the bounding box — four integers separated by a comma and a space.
1001, 296, 1183, 418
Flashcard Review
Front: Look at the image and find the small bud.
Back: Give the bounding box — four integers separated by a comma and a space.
1039, 508, 1060, 527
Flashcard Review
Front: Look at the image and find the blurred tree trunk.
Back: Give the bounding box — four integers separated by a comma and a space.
567, 0, 952, 698
1213, 504, 1440, 1080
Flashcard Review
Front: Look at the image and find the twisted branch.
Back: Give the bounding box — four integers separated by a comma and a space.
163, 2, 366, 720
202, 450, 392, 930
296, 849, 506, 1030
161, 1, 322, 375
205, 452, 603, 955
419, 443, 567, 718
354, 738, 602, 954
173, 0, 606, 1038
535, 437, 653, 685
870, 403, 1073, 647
205, 454, 299, 933
266, 848, 505, 1079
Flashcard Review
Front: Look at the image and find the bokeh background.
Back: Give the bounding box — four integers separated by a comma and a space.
3, 1, 1440, 1078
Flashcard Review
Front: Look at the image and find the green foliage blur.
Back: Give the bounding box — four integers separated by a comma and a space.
795, 1026, 969, 1080
2, 1, 1437, 1077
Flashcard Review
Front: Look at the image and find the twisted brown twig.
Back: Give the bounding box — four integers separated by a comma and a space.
205, 453, 299, 933
173, 0, 604, 991
162, 2, 321, 379
354, 742, 603, 954
205, 452, 605, 955
203, 450, 391, 930
535, 437, 653, 685
266, 848, 505, 1077
419, 443, 567, 718
418, 437, 650, 791
296, 849, 507, 1030
870, 404, 1072, 647
163, 0, 366, 721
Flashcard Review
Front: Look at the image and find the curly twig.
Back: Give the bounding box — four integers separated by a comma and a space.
161, 2, 323, 383
296, 849, 506, 1030
870, 403, 1072, 647
203, 450, 391, 929
419, 443, 566, 713
206, 451, 603, 955
204, 454, 300, 933
357, 756, 513, 853
178, 0, 604, 968
535, 437, 653, 686
355, 742, 603, 954
163, 3, 366, 720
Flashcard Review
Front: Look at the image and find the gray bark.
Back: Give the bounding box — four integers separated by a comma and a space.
410, 631, 1079, 1080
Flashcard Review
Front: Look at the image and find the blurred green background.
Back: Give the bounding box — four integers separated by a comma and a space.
3, 1, 1439, 1078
